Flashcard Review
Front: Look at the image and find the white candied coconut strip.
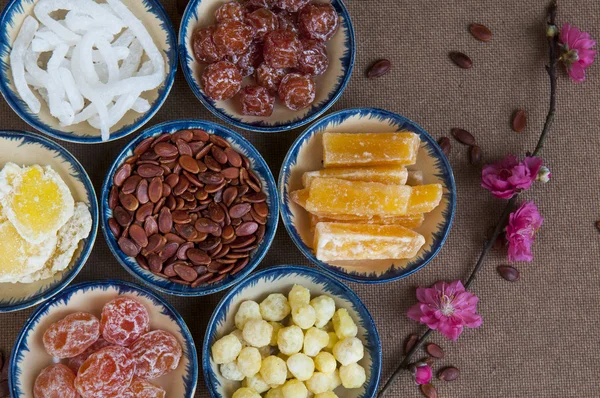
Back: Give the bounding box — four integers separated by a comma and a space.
132, 98, 150, 113
10, 16, 41, 113
59, 67, 84, 112
88, 92, 141, 130
118, 39, 142, 80
95, 37, 120, 84
112, 29, 135, 48
47, 43, 75, 125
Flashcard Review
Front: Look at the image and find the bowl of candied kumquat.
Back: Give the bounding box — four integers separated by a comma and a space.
9, 280, 198, 398
179, 0, 355, 133
279, 108, 457, 284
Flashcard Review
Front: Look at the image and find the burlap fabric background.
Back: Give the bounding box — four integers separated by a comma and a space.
1, 0, 599, 396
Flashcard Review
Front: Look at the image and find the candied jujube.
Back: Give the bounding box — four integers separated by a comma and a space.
34, 364, 78, 398
43, 312, 100, 359
213, 20, 255, 56
202, 60, 243, 101
246, 8, 279, 40
244, 0, 276, 8
240, 85, 275, 116
275, 0, 310, 12
192, 26, 224, 63
264, 29, 301, 68
122, 377, 167, 398
74, 346, 136, 398
216, 1, 246, 22
131, 330, 183, 379
276, 11, 298, 33
67, 337, 113, 373
101, 296, 150, 346
278, 73, 316, 111
298, 3, 340, 42
255, 62, 287, 93
230, 42, 263, 77
297, 39, 329, 76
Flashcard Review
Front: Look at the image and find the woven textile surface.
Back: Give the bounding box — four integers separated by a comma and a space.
0, 0, 599, 396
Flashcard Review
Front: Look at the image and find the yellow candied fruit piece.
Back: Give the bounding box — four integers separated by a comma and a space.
3, 165, 74, 244
322, 132, 420, 167
309, 213, 425, 233
290, 189, 309, 208
406, 184, 443, 215
0, 221, 56, 282
314, 222, 426, 261
302, 166, 408, 187
305, 178, 411, 217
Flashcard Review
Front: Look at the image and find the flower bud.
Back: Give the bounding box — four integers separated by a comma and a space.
536, 166, 551, 183
546, 24, 558, 38
411, 362, 433, 385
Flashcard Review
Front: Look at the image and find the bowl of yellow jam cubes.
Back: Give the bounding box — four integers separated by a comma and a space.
279, 108, 456, 283
203, 266, 381, 398
0, 131, 98, 312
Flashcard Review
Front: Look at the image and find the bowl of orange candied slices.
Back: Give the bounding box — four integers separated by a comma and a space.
0, 130, 98, 312
279, 108, 457, 283
10, 280, 198, 398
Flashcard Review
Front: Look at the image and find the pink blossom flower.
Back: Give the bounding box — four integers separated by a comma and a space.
411, 362, 433, 385
481, 155, 543, 199
505, 201, 543, 262
559, 24, 596, 82
407, 281, 482, 341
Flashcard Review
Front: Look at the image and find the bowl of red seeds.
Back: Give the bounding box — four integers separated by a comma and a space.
101, 120, 279, 297
179, 0, 355, 133
9, 280, 198, 397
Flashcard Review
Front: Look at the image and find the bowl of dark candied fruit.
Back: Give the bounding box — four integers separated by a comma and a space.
100, 120, 279, 297
179, 0, 355, 133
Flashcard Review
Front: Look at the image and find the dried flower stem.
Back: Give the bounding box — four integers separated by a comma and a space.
377, 2, 558, 396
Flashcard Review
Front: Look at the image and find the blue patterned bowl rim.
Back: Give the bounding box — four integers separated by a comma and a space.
202, 265, 382, 398
0, 0, 178, 144
0, 130, 99, 312
100, 119, 279, 296
8, 279, 199, 397
278, 107, 457, 284
178, 0, 356, 133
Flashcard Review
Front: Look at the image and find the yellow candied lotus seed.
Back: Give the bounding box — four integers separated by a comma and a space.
328, 369, 342, 390
269, 322, 284, 346
211, 334, 242, 364
235, 301, 263, 330
339, 363, 366, 389
261, 293, 292, 321
230, 329, 248, 347
237, 347, 262, 377
323, 332, 338, 353
305, 372, 330, 395
243, 319, 273, 348
314, 352, 336, 374
278, 325, 304, 355
282, 379, 308, 398
220, 361, 245, 381
289, 284, 311, 310
292, 305, 316, 329
232, 387, 262, 398
333, 337, 364, 366
321, 322, 333, 332
243, 374, 270, 394
310, 296, 336, 329
286, 353, 315, 381
266, 386, 285, 398
332, 308, 357, 339
260, 355, 288, 386
315, 392, 339, 398
303, 327, 329, 357
276, 353, 293, 379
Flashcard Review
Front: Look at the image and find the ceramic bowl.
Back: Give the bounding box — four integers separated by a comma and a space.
0, 130, 98, 313
279, 108, 457, 283
0, 0, 177, 144
9, 279, 198, 397
179, 0, 355, 133
203, 265, 382, 398
101, 119, 279, 296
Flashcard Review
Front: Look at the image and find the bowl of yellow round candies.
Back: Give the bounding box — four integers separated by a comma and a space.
0, 130, 98, 312
203, 266, 381, 398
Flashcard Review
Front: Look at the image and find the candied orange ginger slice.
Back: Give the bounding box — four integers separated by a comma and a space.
310, 213, 424, 233
1, 163, 74, 244
406, 184, 443, 215
302, 166, 408, 187
313, 222, 425, 261
322, 132, 420, 167
0, 220, 56, 283
304, 178, 411, 217
290, 189, 309, 208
